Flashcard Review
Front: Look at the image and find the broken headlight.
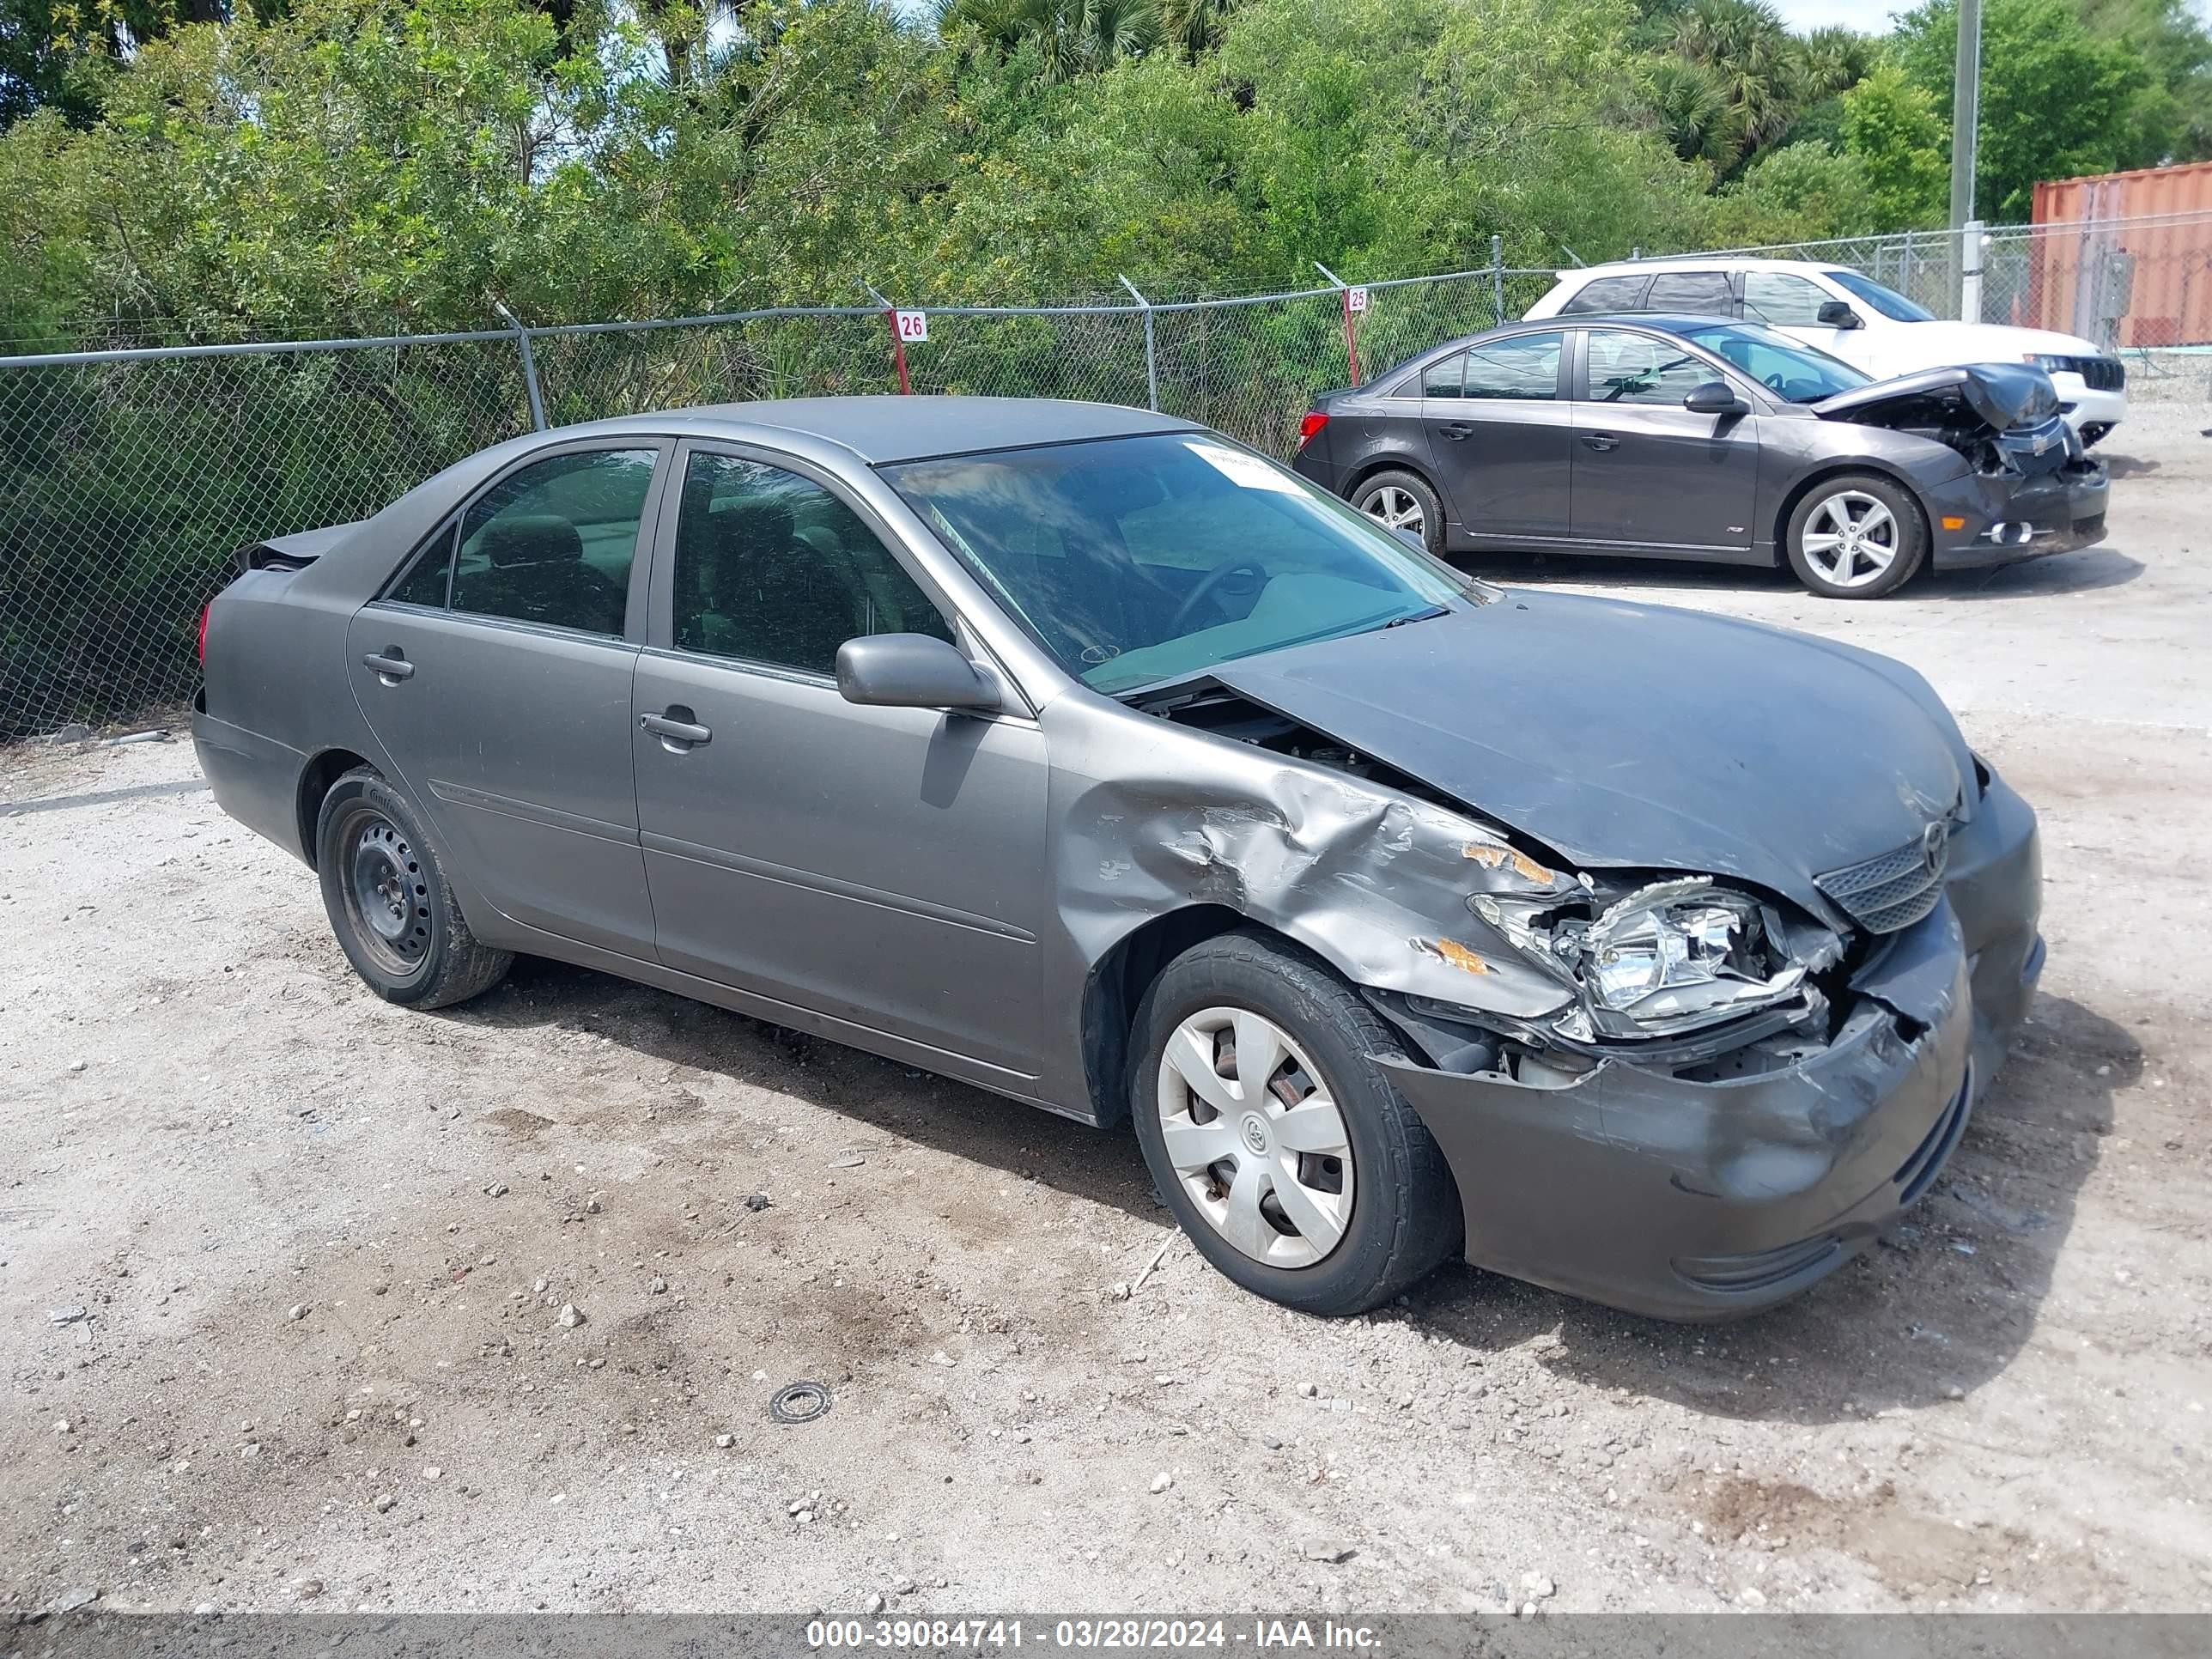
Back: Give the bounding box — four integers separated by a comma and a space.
1474, 876, 1834, 1042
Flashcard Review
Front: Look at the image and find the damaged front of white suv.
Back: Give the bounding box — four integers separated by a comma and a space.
1100, 584, 2046, 1321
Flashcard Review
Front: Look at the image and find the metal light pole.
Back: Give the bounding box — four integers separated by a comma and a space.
1949, 0, 1984, 320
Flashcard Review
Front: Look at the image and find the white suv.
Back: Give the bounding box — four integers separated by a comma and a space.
1524, 258, 2128, 445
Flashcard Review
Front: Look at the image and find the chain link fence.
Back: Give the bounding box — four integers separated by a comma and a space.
4, 213, 2208, 739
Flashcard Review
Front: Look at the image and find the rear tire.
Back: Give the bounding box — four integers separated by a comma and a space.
315, 768, 513, 1009
1129, 931, 1460, 1316
1785, 472, 1927, 599
1352, 469, 1445, 556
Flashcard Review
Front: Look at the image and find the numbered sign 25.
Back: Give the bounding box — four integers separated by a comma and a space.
894, 309, 929, 343
1346, 287, 1370, 314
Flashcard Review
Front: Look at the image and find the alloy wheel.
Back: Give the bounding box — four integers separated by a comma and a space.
1360, 486, 1425, 540
1155, 1006, 1355, 1268
1800, 490, 1899, 589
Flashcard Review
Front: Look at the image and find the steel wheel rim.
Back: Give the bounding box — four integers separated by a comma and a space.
342, 810, 433, 976
1155, 1006, 1354, 1269
1361, 486, 1424, 539
1801, 490, 1899, 588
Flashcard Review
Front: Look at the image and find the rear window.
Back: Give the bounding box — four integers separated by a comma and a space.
1560, 274, 1656, 314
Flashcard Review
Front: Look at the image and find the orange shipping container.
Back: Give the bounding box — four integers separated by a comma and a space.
2031, 161, 2212, 349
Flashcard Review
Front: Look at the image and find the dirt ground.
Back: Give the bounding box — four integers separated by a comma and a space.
4, 413, 2209, 1618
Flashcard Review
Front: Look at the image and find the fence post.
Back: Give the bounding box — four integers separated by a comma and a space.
495, 301, 547, 431
1960, 219, 1986, 323
1119, 276, 1160, 411
1491, 235, 1505, 326
863, 282, 912, 394
1314, 261, 1363, 384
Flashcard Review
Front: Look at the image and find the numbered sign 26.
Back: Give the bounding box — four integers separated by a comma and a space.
894, 309, 929, 343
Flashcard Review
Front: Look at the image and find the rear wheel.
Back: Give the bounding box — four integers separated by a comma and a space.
1785, 472, 1926, 599
315, 768, 513, 1008
1352, 469, 1444, 556
1129, 932, 1459, 1316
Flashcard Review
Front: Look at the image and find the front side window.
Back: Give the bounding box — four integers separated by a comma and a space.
1559, 274, 1655, 314
1582, 329, 1716, 406
447, 448, 656, 636
1741, 271, 1834, 327
1823, 269, 1936, 322
1462, 332, 1563, 400
884, 433, 1473, 696
1677, 322, 1868, 403
1644, 270, 1734, 313
672, 452, 951, 674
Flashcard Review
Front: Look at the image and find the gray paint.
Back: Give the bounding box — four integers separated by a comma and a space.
1299, 317, 2105, 571
193, 395, 2048, 1319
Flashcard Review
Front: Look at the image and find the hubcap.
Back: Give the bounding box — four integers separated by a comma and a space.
1155, 1007, 1354, 1269
1801, 490, 1899, 588
343, 811, 432, 974
1361, 485, 1425, 540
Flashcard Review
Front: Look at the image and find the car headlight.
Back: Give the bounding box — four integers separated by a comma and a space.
1474, 876, 1836, 1042
2021, 353, 2066, 373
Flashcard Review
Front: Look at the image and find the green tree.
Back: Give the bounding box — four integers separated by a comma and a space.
1839, 60, 1948, 228
1895, 0, 2151, 218
936, 0, 1163, 80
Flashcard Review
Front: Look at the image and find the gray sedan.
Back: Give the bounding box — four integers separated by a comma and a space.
1291, 316, 2109, 598
194, 398, 2045, 1320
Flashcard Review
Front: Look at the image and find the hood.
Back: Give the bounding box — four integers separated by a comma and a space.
1205, 591, 1969, 920
1878, 319, 2103, 362
1814, 362, 2059, 432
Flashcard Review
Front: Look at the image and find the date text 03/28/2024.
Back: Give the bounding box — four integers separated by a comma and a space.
805, 1620, 1382, 1650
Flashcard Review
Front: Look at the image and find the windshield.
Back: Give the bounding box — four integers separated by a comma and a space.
1677, 320, 1869, 403
1823, 269, 1938, 323
884, 433, 1474, 695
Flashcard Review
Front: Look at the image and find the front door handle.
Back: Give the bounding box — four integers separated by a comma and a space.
1439, 422, 1474, 441
362, 649, 414, 684
641, 709, 712, 750
1581, 433, 1620, 453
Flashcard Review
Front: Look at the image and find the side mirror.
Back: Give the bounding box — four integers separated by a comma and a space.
1683, 380, 1747, 416
836, 634, 1002, 713
1815, 300, 1863, 330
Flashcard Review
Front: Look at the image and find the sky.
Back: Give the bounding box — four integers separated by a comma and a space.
1769, 0, 2211, 25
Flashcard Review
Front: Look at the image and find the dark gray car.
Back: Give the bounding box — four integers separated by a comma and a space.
1291, 316, 2109, 598
194, 397, 2045, 1322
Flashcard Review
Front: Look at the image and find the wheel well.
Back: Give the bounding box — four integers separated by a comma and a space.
1343, 456, 1438, 504
1080, 904, 1262, 1129
296, 749, 373, 868
1771, 463, 1929, 568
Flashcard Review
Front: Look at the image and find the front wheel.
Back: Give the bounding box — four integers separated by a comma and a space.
1128, 933, 1460, 1316
1785, 473, 1927, 599
1352, 470, 1445, 556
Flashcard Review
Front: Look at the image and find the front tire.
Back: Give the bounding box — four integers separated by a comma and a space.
1785, 472, 1927, 599
1352, 469, 1445, 556
315, 768, 513, 1009
1129, 932, 1459, 1316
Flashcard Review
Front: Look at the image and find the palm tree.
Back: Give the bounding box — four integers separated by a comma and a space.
939, 0, 1164, 80
1158, 0, 1239, 60
1796, 24, 1875, 101
1670, 0, 1805, 163
1645, 54, 1744, 166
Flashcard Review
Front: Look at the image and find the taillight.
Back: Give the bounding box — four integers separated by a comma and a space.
1297, 410, 1330, 448
197, 603, 210, 665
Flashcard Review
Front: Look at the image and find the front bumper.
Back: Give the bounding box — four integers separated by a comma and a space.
1926, 459, 2109, 571
2049, 376, 2126, 440
1378, 773, 2044, 1322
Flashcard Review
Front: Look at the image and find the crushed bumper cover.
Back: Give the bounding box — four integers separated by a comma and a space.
1379, 775, 2043, 1322
1928, 461, 2109, 571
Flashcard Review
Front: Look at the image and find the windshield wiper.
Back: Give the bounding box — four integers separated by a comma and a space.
1382, 605, 1449, 629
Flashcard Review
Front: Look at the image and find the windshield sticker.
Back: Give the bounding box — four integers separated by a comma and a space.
1182, 440, 1301, 495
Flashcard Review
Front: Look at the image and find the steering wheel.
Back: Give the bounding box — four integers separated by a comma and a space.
1169, 558, 1270, 635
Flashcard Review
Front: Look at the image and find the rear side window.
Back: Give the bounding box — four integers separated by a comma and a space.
386, 529, 456, 608
1644, 270, 1734, 313
672, 452, 952, 674
1421, 352, 1467, 398
1559, 274, 1655, 314
446, 449, 658, 637
1742, 271, 1833, 326
1462, 332, 1564, 400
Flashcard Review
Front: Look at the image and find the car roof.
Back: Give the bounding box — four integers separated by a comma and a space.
553, 396, 1196, 465
1556, 257, 1842, 278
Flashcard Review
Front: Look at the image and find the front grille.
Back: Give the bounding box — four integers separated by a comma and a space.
2047, 355, 2125, 391
1817, 821, 1949, 933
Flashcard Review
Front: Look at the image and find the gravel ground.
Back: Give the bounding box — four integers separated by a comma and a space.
3, 414, 2209, 1618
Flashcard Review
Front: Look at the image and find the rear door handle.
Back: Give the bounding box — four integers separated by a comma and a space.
362, 650, 414, 683
1439, 422, 1474, 440
641, 710, 712, 749
1581, 433, 1620, 453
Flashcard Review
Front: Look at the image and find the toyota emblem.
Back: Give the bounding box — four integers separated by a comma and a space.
1920, 820, 1946, 875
